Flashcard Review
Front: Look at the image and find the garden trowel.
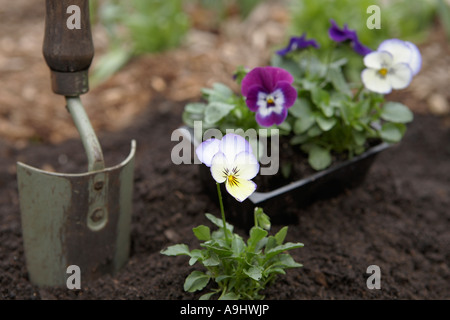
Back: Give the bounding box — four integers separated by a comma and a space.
16, 0, 136, 287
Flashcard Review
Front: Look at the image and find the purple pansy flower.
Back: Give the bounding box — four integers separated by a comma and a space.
241, 67, 297, 127
276, 34, 320, 56
328, 19, 372, 56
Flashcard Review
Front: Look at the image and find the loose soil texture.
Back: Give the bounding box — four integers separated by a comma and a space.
0, 99, 449, 300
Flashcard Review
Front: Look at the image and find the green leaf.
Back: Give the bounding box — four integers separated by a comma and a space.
216, 275, 232, 282
265, 236, 277, 251
203, 253, 220, 266
289, 99, 312, 118
274, 226, 288, 245
182, 110, 201, 128
219, 292, 239, 300
212, 83, 234, 98
352, 130, 366, 147
354, 99, 371, 117
330, 58, 348, 69
204, 102, 236, 124
380, 123, 406, 143
312, 88, 330, 107
160, 244, 190, 256
193, 225, 211, 241
328, 66, 352, 96
265, 242, 304, 260
205, 213, 234, 233
265, 267, 286, 276
277, 121, 291, 132
185, 103, 206, 114
316, 116, 337, 131
312, 87, 334, 117
201, 240, 232, 256
308, 145, 332, 170
294, 117, 315, 135
184, 271, 210, 292
271, 54, 303, 79
380, 102, 414, 123
188, 249, 203, 266
306, 125, 322, 138
276, 254, 303, 269
244, 266, 263, 281
231, 235, 245, 256
199, 292, 216, 300
90, 47, 132, 86
202, 83, 233, 102
290, 134, 309, 145
291, 100, 315, 135
247, 227, 268, 251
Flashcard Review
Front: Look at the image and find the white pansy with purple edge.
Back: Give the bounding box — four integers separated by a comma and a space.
361, 39, 421, 94
241, 67, 297, 127
377, 39, 421, 76
196, 134, 259, 202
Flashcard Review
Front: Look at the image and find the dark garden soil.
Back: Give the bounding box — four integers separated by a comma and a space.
0, 96, 449, 300
1, 0, 450, 302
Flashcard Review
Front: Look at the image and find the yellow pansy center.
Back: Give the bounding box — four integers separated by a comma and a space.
266, 96, 275, 107
223, 167, 240, 187
227, 175, 239, 187
378, 68, 388, 77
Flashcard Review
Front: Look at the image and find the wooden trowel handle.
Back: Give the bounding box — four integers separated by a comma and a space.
43, 0, 94, 96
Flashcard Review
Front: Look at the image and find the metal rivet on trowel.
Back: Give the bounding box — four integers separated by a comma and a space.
88, 207, 108, 231
17, 0, 136, 287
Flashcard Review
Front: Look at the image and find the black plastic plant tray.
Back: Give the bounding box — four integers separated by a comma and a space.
180, 126, 391, 229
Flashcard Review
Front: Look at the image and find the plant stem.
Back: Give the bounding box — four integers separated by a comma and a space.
216, 182, 229, 242
353, 84, 364, 102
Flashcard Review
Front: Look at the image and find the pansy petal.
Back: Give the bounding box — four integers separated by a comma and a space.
361, 68, 392, 94
275, 81, 298, 108
225, 178, 257, 202
210, 152, 228, 183
196, 138, 220, 167
241, 67, 274, 95
276, 34, 320, 56
242, 67, 293, 96
219, 134, 253, 163
245, 84, 266, 111
269, 66, 294, 85
242, 68, 262, 96
405, 41, 421, 75
233, 151, 259, 180
388, 63, 413, 90
256, 106, 288, 127
329, 19, 354, 42
377, 39, 412, 66
352, 39, 372, 56
363, 51, 393, 69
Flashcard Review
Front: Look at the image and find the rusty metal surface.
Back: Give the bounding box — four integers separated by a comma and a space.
17, 140, 136, 287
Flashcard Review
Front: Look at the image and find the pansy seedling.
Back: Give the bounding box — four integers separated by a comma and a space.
163, 135, 303, 300
241, 66, 298, 127
196, 133, 259, 202
361, 39, 422, 94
